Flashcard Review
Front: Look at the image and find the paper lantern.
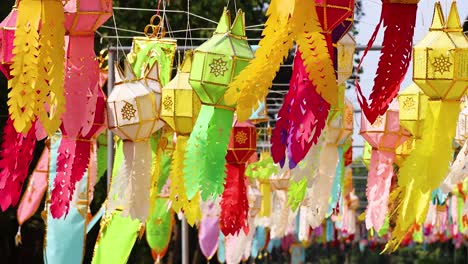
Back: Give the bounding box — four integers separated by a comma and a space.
337, 33, 356, 85
360, 100, 410, 231
50, 87, 106, 218
225, 0, 337, 121
356, 0, 419, 124
8, 0, 66, 135
386, 2, 468, 252
160, 51, 202, 225
107, 62, 164, 221
398, 83, 428, 139
184, 9, 254, 201
63, 0, 112, 35
127, 15, 177, 85
221, 120, 257, 236
0, 0, 18, 78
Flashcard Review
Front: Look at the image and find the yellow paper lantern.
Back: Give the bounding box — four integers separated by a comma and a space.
327, 85, 354, 146
395, 138, 415, 167
337, 33, 356, 85
398, 83, 428, 139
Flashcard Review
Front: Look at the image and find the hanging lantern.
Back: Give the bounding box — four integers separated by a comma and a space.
337, 33, 356, 85
161, 50, 202, 226
356, 0, 420, 124
221, 120, 257, 236
63, 0, 112, 35
127, 15, 177, 85
184, 9, 254, 201
107, 62, 164, 221
0, 0, 18, 78
386, 2, 468, 252
225, 0, 337, 121
360, 100, 410, 232
8, 0, 67, 134
50, 87, 106, 218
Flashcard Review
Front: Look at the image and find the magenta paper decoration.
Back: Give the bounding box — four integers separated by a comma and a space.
360, 100, 410, 231
51, 88, 106, 218
271, 51, 330, 169
49, 0, 111, 219
199, 200, 220, 260
0, 2, 17, 78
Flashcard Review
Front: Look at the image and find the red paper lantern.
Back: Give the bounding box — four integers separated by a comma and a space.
221, 120, 257, 236
63, 0, 112, 35
0, 1, 18, 78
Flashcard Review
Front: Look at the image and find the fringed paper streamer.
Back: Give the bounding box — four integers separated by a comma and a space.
170, 135, 201, 226
355, 1, 418, 123
183, 105, 213, 199
287, 178, 307, 212
270, 189, 291, 239
298, 205, 311, 242
366, 149, 395, 232
225, 216, 256, 264
0, 118, 36, 210
146, 198, 174, 262
96, 133, 107, 180
328, 146, 345, 217
386, 101, 460, 252
199, 200, 220, 260
16, 143, 49, 244
251, 227, 267, 259
149, 129, 165, 211
441, 141, 468, 193
44, 133, 88, 264
272, 51, 329, 168
9, 0, 65, 134
226, 0, 338, 121
217, 232, 226, 264
106, 140, 126, 213
220, 164, 249, 236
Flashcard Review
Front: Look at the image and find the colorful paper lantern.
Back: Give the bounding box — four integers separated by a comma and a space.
337, 32, 356, 85
184, 9, 254, 201
8, 0, 66, 135
356, 0, 419, 124
225, 0, 337, 121
127, 15, 177, 85
63, 0, 112, 35
398, 83, 428, 139
107, 62, 164, 221
360, 100, 410, 231
160, 50, 202, 225
0, 0, 18, 78
386, 2, 468, 252
221, 120, 257, 236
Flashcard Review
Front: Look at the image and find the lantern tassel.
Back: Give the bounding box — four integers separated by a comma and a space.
202, 108, 234, 200
170, 135, 201, 226
122, 140, 152, 222
328, 146, 345, 217
270, 89, 292, 168
0, 118, 37, 211
50, 138, 91, 218
184, 105, 213, 200
365, 149, 395, 232
441, 141, 468, 194
385, 100, 459, 252
35, 0, 66, 135
356, 3, 417, 124
220, 164, 249, 236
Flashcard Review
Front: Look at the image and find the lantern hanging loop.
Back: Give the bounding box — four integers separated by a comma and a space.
144, 15, 167, 39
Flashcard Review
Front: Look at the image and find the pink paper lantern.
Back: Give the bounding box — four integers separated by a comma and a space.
0, 1, 18, 78
360, 100, 410, 231
63, 0, 112, 35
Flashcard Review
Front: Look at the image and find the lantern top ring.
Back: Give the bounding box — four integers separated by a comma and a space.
144, 15, 166, 39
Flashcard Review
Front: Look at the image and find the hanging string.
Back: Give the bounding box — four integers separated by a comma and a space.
156, 0, 163, 16
184, 0, 193, 49
111, 10, 126, 62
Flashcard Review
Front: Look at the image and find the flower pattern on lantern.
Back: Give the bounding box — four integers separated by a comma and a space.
106, 61, 164, 222
184, 9, 254, 201
360, 100, 410, 232
386, 2, 468, 252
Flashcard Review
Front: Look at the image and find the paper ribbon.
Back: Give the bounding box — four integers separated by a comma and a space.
226, 0, 337, 121
441, 141, 468, 194
217, 232, 226, 264
8, 0, 66, 134
328, 145, 345, 216
146, 198, 174, 262
0, 117, 36, 211
386, 101, 460, 252
366, 149, 395, 232
199, 200, 220, 260
355, 2, 418, 123
272, 50, 330, 169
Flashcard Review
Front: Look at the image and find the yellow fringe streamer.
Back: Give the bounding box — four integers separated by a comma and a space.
169, 135, 201, 226
8, 0, 65, 135
384, 100, 459, 252
225, 0, 337, 121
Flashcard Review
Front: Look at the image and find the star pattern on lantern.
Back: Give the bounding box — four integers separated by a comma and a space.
372, 115, 384, 128
209, 58, 228, 77
402, 97, 416, 112
235, 131, 248, 144
162, 96, 173, 111
121, 102, 137, 120
432, 55, 452, 74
